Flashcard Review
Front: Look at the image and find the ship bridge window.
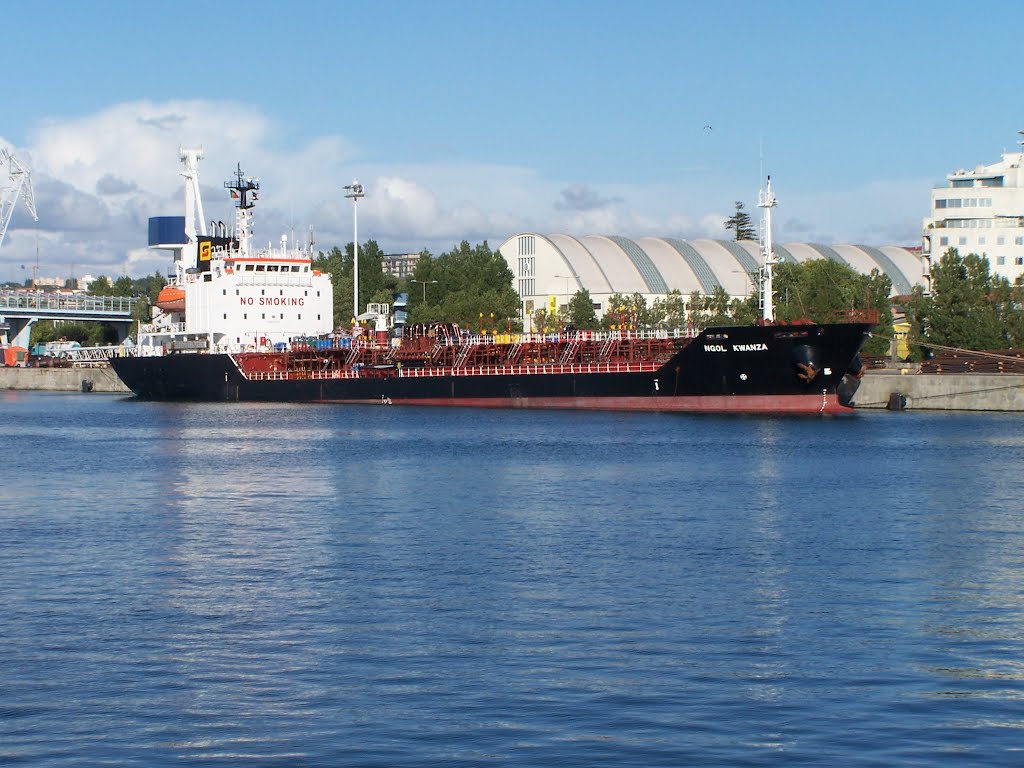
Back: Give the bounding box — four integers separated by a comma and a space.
244, 264, 255, 271
256, 265, 266, 272
267, 265, 280, 272
290, 266, 300, 272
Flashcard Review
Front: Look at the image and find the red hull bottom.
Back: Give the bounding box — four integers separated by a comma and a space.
313, 393, 850, 415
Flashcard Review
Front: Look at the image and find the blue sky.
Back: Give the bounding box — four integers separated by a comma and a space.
1, 0, 1022, 282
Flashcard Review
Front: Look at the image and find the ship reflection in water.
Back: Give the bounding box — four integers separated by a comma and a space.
2, 394, 1024, 764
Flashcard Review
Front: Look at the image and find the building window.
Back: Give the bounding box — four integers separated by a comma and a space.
939, 237, 949, 246
979, 237, 987, 246
958, 237, 967, 246
952, 179, 974, 188
518, 278, 535, 296
1016, 237, 1024, 246
518, 257, 535, 277
518, 235, 536, 256
997, 256, 1006, 265
1017, 257, 1024, 266
981, 177, 1004, 187
935, 199, 946, 209
998, 236, 1006, 245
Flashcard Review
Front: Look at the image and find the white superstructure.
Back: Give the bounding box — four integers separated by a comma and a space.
137, 147, 333, 354
923, 133, 1024, 286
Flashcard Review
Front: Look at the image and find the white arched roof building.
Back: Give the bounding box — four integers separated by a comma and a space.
498, 233, 926, 331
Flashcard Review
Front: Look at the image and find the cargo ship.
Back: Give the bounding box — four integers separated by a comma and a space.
110, 149, 873, 413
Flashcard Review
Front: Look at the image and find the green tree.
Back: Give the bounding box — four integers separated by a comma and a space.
908, 248, 1021, 353
88, 276, 113, 295
403, 241, 519, 329
566, 289, 599, 330
651, 290, 687, 329
313, 239, 399, 328
112, 276, 135, 297
724, 201, 757, 241
772, 259, 892, 355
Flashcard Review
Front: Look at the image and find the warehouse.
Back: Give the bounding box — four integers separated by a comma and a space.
497, 233, 925, 331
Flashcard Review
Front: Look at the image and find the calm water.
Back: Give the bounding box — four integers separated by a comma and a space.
2, 392, 1024, 766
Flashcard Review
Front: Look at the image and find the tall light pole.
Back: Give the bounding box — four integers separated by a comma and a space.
344, 180, 365, 321
410, 279, 438, 303
554, 274, 575, 301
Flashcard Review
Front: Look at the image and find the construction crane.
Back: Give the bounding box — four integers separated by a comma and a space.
0, 149, 38, 251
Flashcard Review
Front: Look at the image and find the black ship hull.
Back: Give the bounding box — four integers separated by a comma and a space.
110, 323, 871, 414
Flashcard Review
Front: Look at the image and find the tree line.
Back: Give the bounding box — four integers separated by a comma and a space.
28, 241, 1024, 358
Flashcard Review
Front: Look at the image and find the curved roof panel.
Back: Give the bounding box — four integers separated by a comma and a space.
692, 239, 753, 296
607, 236, 669, 293
547, 234, 612, 293
807, 243, 848, 265
781, 242, 828, 264
635, 237, 706, 296
580, 235, 650, 294
832, 245, 886, 278
661, 238, 720, 293
879, 247, 926, 294
713, 239, 760, 274
851, 244, 913, 295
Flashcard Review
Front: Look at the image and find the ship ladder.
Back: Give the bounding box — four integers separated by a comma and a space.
454, 343, 476, 368
599, 337, 618, 360
507, 342, 525, 365
559, 339, 581, 364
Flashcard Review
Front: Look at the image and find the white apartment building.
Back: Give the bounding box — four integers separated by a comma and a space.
923, 136, 1024, 286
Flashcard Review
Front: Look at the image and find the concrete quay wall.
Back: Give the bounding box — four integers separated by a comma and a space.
0, 366, 129, 393
855, 369, 1024, 411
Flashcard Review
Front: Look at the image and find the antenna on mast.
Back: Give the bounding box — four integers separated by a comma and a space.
757, 174, 778, 323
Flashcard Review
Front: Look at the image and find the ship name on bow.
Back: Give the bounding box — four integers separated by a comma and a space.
703, 343, 769, 353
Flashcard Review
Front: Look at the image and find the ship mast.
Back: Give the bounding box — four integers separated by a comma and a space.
225, 164, 259, 259
757, 175, 778, 322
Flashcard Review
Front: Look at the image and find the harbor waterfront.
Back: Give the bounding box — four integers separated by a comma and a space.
4, 365, 1024, 410
2, 392, 1024, 766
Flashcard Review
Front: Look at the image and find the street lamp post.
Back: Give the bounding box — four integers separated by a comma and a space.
410, 279, 438, 303
343, 180, 365, 321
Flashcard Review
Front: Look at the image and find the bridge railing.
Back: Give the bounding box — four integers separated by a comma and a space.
0, 290, 136, 315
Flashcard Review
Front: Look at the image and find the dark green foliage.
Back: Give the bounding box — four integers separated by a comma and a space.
403, 241, 520, 329
566, 289, 600, 330
724, 202, 757, 241
771, 259, 893, 355
313, 239, 400, 328
31, 320, 119, 346
907, 248, 1024, 354
651, 290, 687, 330
600, 293, 659, 330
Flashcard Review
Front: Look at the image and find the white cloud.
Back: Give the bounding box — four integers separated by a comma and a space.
0, 100, 929, 286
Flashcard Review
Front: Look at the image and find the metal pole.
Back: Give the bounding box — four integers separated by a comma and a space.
353, 196, 359, 321
344, 181, 365, 323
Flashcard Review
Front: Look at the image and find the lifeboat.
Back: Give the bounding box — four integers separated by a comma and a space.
155, 286, 186, 312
